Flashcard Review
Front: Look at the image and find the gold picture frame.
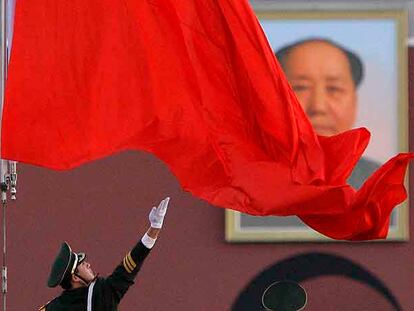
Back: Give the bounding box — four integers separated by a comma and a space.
225, 9, 409, 242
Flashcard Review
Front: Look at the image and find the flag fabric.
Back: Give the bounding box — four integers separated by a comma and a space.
2, 0, 412, 240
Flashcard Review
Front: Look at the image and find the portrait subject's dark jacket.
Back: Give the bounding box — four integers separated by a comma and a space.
40, 241, 151, 311
348, 157, 381, 189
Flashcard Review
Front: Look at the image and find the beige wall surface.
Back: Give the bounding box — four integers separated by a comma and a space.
252, 0, 414, 39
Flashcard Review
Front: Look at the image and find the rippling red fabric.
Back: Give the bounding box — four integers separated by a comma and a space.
2, 0, 412, 240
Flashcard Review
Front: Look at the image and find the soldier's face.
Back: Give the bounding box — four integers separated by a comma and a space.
282, 41, 357, 136
76, 261, 95, 282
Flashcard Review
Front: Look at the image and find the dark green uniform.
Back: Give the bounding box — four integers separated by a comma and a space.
40, 241, 151, 311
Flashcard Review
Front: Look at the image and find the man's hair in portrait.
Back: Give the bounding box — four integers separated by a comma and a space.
275, 37, 364, 88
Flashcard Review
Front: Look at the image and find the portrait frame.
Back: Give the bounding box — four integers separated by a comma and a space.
225, 10, 409, 242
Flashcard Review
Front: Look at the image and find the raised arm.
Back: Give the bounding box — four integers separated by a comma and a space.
105, 197, 170, 302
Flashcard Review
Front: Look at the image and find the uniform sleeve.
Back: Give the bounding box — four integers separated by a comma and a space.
104, 240, 152, 302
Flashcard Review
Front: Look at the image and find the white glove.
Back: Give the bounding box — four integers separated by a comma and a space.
149, 197, 170, 229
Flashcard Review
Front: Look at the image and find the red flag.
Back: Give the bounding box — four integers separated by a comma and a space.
2, 0, 412, 240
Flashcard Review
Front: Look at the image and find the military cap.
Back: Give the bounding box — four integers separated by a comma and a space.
47, 242, 86, 288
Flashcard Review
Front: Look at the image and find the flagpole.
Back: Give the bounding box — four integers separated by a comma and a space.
0, 0, 7, 308
0, 1, 16, 310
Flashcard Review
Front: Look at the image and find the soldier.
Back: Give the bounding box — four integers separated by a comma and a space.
39, 197, 170, 311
